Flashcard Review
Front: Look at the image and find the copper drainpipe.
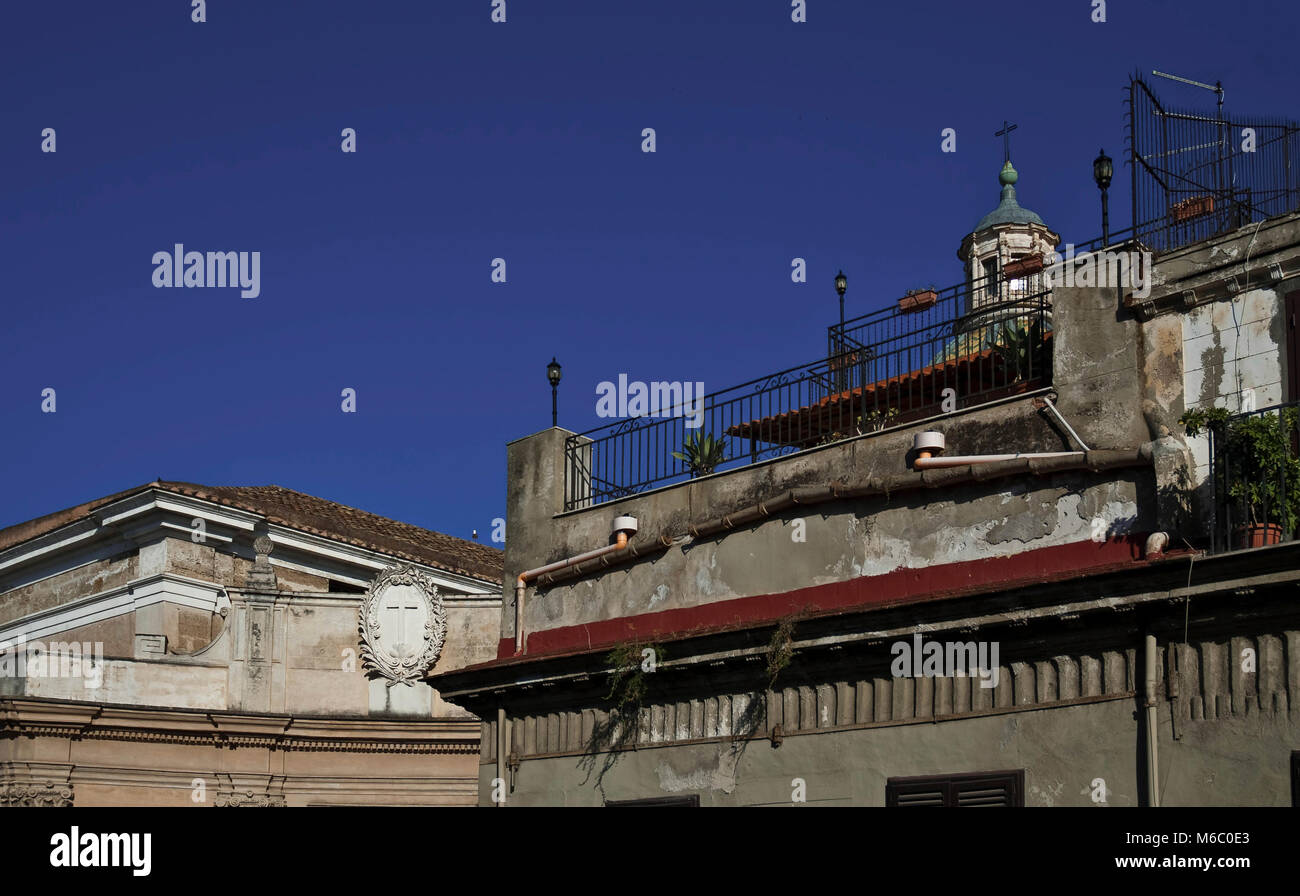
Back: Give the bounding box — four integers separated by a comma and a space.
514, 516, 639, 654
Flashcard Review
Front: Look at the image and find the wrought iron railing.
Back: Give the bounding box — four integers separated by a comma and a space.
1206, 401, 1300, 553
565, 277, 1053, 510
1128, 74, 1300, 256
827, 269, 1054, 390
563, 72, 1300, 512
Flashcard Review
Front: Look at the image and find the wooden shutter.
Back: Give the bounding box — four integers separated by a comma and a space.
887, 770, 1024, 807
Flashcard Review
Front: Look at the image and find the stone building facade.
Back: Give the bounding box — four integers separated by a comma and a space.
0, 481, 502, 806
434, 175, 1300, 806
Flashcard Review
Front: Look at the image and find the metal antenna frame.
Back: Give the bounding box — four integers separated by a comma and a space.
1152, 70, 1231, 217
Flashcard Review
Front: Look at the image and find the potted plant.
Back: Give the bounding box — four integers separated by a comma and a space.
987, 318, 1052, 383
1003, 255, 1045, 278
1181, 406, 1300, 548
673, 431, 727, 477
898, 286, 939, 313
856, 407, 900, 434
1171, 195, 1215, 222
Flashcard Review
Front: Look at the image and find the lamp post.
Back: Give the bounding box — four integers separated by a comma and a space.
835, 270, 848, 332
834, 271, 848, 390
547, 357, 562, 427
1093, 148, 1113, 247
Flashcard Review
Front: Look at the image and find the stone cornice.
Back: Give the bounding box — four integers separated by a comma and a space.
0, 571, 224, 644
0, 697, 480, 754
1123, 212, 1300, 321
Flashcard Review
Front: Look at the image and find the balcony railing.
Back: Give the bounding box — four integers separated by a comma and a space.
565, 276, 1053, 510
1129, 74, 1300, 257
1206, 401, 1300, 553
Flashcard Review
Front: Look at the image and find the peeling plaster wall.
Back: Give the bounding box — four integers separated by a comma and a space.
503, 397, 1136, 642
1182, 288, 1285, 487
526, 472, 1145, 635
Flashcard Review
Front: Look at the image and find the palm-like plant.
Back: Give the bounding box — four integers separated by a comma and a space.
673, 431, 727, 477
988, 318, 1051, 382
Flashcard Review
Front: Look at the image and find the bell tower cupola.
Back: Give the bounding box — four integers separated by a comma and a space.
957, 159, 1061, 310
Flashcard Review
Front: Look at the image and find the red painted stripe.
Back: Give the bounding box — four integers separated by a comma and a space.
491, 535, 1147, 665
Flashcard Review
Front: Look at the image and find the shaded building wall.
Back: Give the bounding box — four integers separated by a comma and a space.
476, 614, 1300, 806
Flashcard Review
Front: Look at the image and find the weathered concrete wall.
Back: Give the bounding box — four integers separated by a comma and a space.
1052, 284, 1151, 449
1183, 289, 1284, 414
503, 400, 1141, 644
1126, 216, 1300, 532
525, 470, 1146, 637
439, 600, 501, 671
486, 699, 1142, 807
479, 621, 1300, 807
1179, 289, 1287, 498
51, 614, 135, 658
502, 428, 572, 637
499, 265, 1165, 650
484, 693, 1296, 807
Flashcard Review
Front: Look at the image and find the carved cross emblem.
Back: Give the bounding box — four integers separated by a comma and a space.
380, 592, 426, 659
358, 565, 446, 686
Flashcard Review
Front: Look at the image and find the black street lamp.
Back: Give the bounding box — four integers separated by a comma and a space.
835, 270, 848, 332
547, 357, 562, 427
834, 271, 848, 389
1093, 148, 1113, 247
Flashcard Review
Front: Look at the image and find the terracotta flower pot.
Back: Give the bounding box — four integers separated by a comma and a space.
1235, 523, 1283, 549
1172, 195, 1215, 222
1003, 256, 1045, 278
898, 290, 938, 313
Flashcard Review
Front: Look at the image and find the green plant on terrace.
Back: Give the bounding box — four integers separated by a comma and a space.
673, 431, 727, 477
987, 318, 1052, 383
1182, 405, 1300, 532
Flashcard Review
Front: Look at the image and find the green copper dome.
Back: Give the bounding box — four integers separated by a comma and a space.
974, 160, 1044, 231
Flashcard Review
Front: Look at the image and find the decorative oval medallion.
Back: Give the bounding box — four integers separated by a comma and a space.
358, 565, 446, 686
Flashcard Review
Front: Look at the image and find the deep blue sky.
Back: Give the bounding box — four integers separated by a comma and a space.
2, 0, 1296, 542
